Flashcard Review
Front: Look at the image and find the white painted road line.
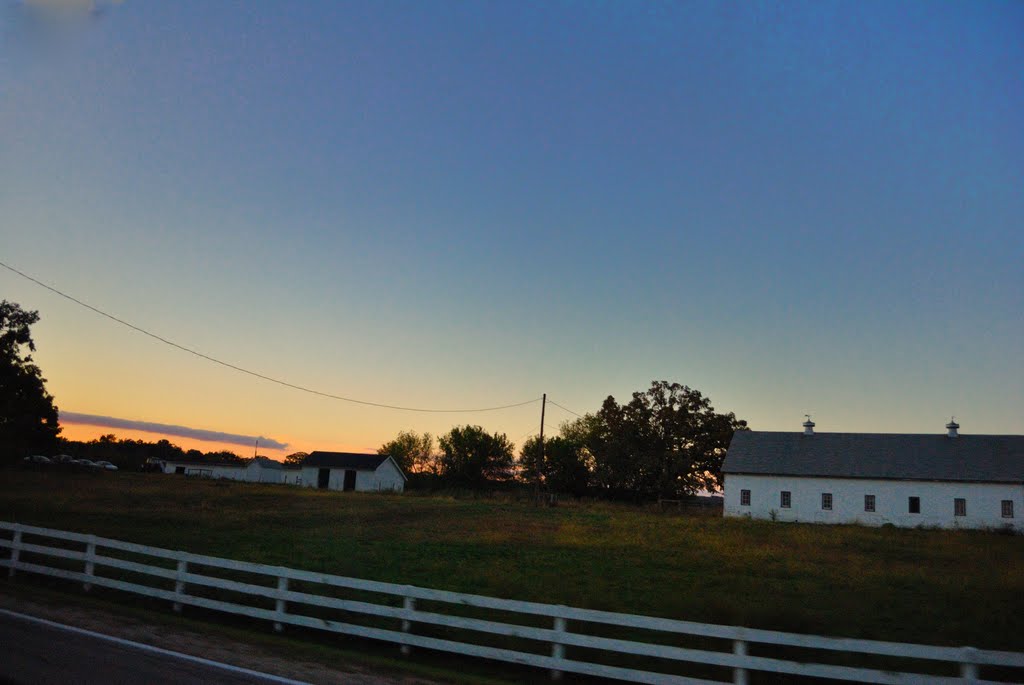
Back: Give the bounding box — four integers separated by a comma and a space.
0, 608, 312, 685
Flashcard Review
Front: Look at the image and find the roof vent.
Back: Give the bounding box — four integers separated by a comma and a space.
946, 417, 959, 438
803, 415, 815, 436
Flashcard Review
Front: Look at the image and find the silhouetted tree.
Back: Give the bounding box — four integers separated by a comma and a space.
438, 425, 514, 486
572, 381, 747, 499
0, 301, 60, 463
520, 435, 592, 496
377, 431, 436, 474
283, 451, 308, 466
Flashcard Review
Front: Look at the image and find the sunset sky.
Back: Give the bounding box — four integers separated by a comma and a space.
2, 1, 1021, 458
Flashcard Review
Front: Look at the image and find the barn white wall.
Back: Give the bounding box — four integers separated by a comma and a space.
724, 474, 1023, 530
368, 460, 405, 492
299, 463, 405, 493
245, 461, 283, 484
161, 462, 246, 480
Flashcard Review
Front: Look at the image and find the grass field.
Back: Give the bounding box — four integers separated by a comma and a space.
1, 470, 1022, 652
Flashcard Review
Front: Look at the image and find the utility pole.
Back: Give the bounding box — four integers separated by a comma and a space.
254, 439, 259, 459
539, 393, 546, 455
537, 393, 546, 504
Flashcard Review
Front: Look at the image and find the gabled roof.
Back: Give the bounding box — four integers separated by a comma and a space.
250, 456, 283, 470
304, 451, 390, 471
722, 431, 1024, 484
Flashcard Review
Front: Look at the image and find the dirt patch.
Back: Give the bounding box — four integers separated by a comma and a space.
0, 591, 443, 685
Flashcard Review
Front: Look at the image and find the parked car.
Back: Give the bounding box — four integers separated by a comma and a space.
95, 461, 118, 471
53, 454, 76, 464
73, 459, 101, 469
22, 455, 52, 465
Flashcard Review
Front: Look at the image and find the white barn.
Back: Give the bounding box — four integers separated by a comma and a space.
161, 456, 283, 484
282, 464, 303, 485
722, 420, 1024, 530
245, 456, 284, 484
300, 451, 406, 493
162, 458, 246, 480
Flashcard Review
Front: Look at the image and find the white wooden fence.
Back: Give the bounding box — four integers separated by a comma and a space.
1, 521, 1021, 684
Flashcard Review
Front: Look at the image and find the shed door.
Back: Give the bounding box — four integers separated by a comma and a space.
343, 469, 357, 492
317, 468, 330, 489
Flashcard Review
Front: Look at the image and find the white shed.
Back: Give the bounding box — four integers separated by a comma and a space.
722, 421, 1024, 530
282, 465, 303, 485
246, 456, 284, 484
162, 456, 283, 484
300, 451, 406, 493
162, 458, 247, 480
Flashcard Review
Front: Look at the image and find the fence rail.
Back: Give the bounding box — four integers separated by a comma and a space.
1, 521, 1021, 684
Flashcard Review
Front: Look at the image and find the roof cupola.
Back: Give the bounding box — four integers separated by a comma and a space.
803, 415, 815, 436
946, 417, 960, 438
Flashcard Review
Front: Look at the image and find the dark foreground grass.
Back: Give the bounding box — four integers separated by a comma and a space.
1, 470, 1022, 651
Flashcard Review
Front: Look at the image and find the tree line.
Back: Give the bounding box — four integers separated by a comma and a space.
2, 300, 748, 498
379, 380, 747, 500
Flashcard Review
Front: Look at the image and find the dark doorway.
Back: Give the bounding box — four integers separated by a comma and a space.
343, 469, 357, 492
317, 468, 330, 489
175, 466, 185, 475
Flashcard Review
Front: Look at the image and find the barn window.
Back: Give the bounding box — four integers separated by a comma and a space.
908, 497, 921, 514
740, 489, 751, 506
954, 498, 966, 517
821, 493, 832, 510
864, 495, 875, 512
780, 491, 791, 508
1002, 500, 1014, 518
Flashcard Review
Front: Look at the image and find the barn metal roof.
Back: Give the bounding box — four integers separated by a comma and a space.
722, 431, 1024, 483
304, 451, 390, 470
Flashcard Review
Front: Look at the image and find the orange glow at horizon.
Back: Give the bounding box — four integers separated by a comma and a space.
58, 424, 376, 460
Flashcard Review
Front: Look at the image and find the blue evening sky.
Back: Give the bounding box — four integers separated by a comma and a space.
1, 1, 1021, 453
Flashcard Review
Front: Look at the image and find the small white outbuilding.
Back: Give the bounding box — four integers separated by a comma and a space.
300, 451, 406, 493
161, 456, 283, 484
245, 456, 284, 484
722, 420, 1024, 530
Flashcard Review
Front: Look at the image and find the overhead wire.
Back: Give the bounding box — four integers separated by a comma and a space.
547, 399, 583, 418
0, 260, 541, 413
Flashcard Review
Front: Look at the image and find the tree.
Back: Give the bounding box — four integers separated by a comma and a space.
207, 450, 243, 463
284, 451, 308, 466
377, 431, 436, 474
520, 434, 591, 496
577, 381, 746, 499
438, 425, 515, 487
0, 301, 60, 463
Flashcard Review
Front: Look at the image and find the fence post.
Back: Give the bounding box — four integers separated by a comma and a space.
400, 594, 415, 656
550, 614, 567, 681
273, 576, 288, 633
83, 535, 97, 592
8, 524, 22, 578
173, 559, 188, 613
733, 638, 749, 685
960, 646, 979, 683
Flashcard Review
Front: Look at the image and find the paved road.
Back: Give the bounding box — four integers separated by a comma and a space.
0, 609, 311, 685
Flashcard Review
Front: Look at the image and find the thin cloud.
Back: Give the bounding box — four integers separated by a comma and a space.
60, 411, 288, 450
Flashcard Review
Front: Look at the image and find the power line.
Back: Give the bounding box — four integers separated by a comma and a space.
0, 260, 541, 414
547, 399, 583, 418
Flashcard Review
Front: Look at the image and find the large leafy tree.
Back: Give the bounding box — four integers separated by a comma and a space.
574, 381, 746, 499
0, 301, 60, 463
283, 451, 309, 466
519, 434, 592, 496
377, 430, 436, 474
438, 425, 514, 486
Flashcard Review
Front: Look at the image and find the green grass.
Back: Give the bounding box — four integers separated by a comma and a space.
1, 470, 1022, 652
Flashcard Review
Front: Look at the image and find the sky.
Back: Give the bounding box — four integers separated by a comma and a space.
1, 1, 1021, 458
